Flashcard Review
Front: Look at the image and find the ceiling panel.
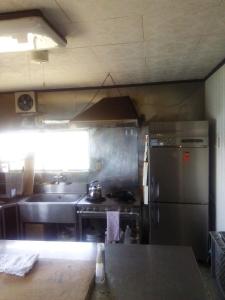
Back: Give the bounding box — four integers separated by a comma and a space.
112, 70, 152, 85
143, 0, 223, 40
204, 2, 225, 36
101, 58, 148, 73
0, 52, 28, 69
0, 0, 223, 91
56, 0, 144, 22
49, 48, 102, 68
144, 36, 199, 59
92, 42, 145, 62
0, 1, 24, 12
44, 69, 108, 88
65, 16, 143, 48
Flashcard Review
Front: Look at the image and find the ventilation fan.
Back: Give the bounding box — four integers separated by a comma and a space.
15, 91, 37, 113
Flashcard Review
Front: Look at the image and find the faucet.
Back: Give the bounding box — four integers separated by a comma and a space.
53, 173, 67, 185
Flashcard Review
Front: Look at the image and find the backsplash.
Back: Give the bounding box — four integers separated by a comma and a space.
34, 127, 138, 194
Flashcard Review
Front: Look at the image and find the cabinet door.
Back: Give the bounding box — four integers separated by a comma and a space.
149, 203, 208, 260
2, 206, 19, 239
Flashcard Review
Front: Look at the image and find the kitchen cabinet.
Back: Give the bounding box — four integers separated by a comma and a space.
23, 223, 77, 241
2, 205, 20, 239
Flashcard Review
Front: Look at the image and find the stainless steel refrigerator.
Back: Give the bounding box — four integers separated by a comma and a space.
148, 121, 209, 260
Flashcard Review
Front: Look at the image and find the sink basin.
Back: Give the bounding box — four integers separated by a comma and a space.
19, 193, 84, 224
25, 194, 82, 203
0, 200, 7, 205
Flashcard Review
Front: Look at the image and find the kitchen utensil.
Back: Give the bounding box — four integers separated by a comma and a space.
88, 181, 102, 201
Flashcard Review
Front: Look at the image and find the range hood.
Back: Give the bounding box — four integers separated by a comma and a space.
71, 96, 138, 127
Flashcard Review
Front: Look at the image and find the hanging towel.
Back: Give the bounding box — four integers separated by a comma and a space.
0, 253, 38, 277
106, 211, 120, 243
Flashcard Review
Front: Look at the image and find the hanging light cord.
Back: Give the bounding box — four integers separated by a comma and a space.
73, 72, 121, 118
108, 73, 122, 96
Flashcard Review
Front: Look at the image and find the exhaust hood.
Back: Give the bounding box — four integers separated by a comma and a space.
71, 96, 138, 127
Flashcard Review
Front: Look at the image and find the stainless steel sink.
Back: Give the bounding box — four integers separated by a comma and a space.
19, 193, 84, 224
24, 194, 81, 203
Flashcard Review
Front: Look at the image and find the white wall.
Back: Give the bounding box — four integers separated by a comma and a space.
205, 65, 225, 230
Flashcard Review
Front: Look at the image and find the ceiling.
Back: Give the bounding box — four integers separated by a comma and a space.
0, 0, 225, 92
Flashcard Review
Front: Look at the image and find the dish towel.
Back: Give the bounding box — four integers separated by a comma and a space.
106, 211, 120, 243
0, 253, 38, 277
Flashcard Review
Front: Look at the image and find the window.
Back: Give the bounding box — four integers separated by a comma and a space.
34, 130, 89, 172
0, 130, 89, 172
0, 131, 29, 171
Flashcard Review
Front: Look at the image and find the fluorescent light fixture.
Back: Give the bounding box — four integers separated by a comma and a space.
0, 10, 66, 53
42, 120, 70, 125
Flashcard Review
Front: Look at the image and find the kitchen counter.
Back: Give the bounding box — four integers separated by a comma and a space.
0, 196, 24, 207
0, 240, 97, 260
0, 241, 208, 300
105, 244, 207, 300
0, 240, 97, 300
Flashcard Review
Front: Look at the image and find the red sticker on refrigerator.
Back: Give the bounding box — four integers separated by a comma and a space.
183, 152, 190, 161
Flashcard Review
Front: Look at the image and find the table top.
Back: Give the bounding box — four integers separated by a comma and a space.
0, 240, 97, 261
105, 244, 206, 300
0, 240, 97, 300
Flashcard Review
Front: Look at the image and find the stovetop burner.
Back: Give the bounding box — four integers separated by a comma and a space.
106, 190, 135, 203
85, 196, 106, 203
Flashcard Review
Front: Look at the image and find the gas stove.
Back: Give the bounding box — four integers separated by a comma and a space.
77, 192, 141, 243
77, 194, 140, 215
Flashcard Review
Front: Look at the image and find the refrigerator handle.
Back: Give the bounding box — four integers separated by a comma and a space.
155, 182, 160, 200
150, 178, 155, 202
157, 206, 160, 224
150, 205, 158, 227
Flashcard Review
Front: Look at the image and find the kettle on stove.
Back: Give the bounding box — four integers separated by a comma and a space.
88, 180, 102, 201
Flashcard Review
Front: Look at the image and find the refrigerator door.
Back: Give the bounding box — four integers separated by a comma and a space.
182, 147, 208, 204
150, 147, 208, 204
149, 203, 208, 260
150, 147, 182, 203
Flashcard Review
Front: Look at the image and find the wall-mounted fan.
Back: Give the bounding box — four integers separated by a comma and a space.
15, 91, 37, 113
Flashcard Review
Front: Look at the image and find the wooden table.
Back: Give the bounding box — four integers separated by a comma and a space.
105, 244, 207, 300
0, 240, 97, 300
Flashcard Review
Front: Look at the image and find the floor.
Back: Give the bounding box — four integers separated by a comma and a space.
199, 263, 223, 300
91, 281, 111, 300
91, 264, 223, 300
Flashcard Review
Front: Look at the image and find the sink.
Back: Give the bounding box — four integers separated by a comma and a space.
24, 194, 81, 203
19, 193, 84, 224
0, 200, 7, 205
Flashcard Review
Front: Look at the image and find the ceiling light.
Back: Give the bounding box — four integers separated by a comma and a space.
0, 10, 66, 53
42, 120, 70, 125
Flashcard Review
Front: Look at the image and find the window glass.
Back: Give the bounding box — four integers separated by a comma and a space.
34, 130, 89, 171
0, 130, 89, 172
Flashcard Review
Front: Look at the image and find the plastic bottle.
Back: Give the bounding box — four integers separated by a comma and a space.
124, 225, 132, 244
95, 243, 105, 284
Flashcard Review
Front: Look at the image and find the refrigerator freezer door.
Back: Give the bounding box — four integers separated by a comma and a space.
150, 147, 208, 204
150, 148, 182, 203
149, 203, 208, 260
